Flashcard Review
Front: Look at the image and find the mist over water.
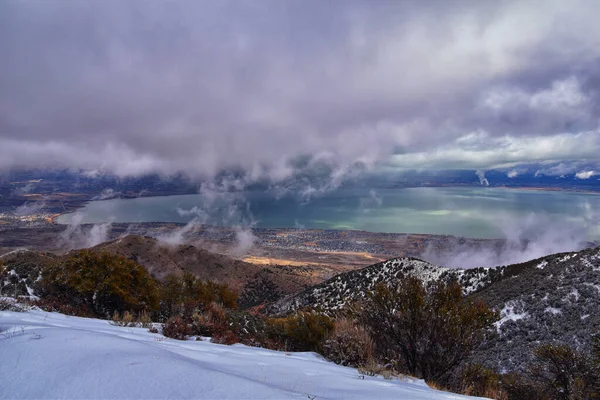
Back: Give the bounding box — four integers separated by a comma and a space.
57, 187, 600, 239
54, 187, 600, 267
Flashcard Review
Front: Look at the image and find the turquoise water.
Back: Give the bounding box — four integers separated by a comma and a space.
57, 187, 600, 240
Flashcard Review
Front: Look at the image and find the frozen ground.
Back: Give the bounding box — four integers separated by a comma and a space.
0, 309, 483, 399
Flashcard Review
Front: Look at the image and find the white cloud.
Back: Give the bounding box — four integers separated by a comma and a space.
575, 170, 597, 179
387, 131, 600, 170
476, 170, 490, 186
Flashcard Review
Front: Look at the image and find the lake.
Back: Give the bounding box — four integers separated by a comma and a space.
57, 187, 600, 240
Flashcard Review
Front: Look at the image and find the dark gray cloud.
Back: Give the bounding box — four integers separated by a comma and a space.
1, 0, 599, 182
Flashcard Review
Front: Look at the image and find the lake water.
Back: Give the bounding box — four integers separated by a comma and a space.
57, 187, 600, 240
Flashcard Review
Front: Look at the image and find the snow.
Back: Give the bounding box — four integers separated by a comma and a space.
0, 309, 482, 400
544, 307, 562, 315
559, 254, 574, 263
536, 261, 547, 270
495, 302, 528, 331
569, 289, 580, 302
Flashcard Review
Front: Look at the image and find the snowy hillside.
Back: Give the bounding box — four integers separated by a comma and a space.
0, 309, 483, 400
269, 257, 514, 314
269, 247, 600, 374
472, 246, 600, 372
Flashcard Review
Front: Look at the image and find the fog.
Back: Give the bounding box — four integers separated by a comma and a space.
420, 211, 597, 268
59, 213, 112, 250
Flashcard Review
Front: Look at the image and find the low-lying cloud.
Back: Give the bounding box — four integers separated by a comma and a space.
157, 180, 258, 256
420, 210, 598, 269
59, 212, 112, 250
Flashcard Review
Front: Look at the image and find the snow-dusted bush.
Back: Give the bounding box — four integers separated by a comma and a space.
0, 297, 27, 312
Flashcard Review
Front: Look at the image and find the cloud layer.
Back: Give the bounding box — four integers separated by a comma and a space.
1, 0, 599, 182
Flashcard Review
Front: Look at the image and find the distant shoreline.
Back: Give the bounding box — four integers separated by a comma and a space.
497, 186, 600, 194
50, 185, 600, 230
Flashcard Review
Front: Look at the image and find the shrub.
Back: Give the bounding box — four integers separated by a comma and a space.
267, 311, 334, 353
111, 310, 136, 327
191, 302, 228, 337
531, 343, 598, 400
225, 310, 275, 347
0, 297, 27, 312
358, 360, 395, 380
459, 364, 505, 399
157, 273, 238, 321
323, 318, 374, 367
362, 277, 498, 382
40, 250, 159, 317
138, 310, 153, 328
32, 297, 93, 317
0, 260, 6, 294
500, 373, 547, 400
212, 330, 239, 345
162, 316, 192, 340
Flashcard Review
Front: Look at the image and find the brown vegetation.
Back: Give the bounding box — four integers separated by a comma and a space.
39, 250, 159, 317
323, 318, 374, 367
361, 277, 498, 382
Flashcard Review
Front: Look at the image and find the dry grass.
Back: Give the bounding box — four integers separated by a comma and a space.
427, 380, 508, 400
358, 361, 396, 380
110, 310, 153, 328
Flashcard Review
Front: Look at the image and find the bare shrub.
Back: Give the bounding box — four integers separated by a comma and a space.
162, 316, 191, 340
323, 318, 374, 367
362, 278, 498, 382
191, 302, 228, 337
212, 330, 239, 345
459, 364, 506, 399
531, 343, 598, 400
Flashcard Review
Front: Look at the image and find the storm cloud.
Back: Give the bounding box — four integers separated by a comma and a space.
1, 0, 599, 183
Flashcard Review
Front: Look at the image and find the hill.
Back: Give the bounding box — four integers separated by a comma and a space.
269, 247, 600, 373
91, 235, 325, 308
0, 236, 327, 309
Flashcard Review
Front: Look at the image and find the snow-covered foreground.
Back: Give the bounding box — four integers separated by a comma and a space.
0, 309, 482, 399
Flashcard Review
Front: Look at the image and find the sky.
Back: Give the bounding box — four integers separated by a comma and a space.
1, 0, 599, 186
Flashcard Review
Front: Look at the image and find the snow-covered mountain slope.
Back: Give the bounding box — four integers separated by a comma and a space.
0, 309, 483, 400
471, 246, 600, 373
269, 247, 600, 374
268, 256, 520, 315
